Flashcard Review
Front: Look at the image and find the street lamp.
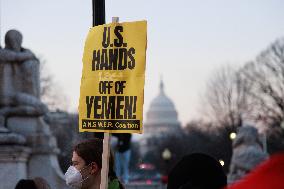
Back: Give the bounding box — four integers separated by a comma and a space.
219, 159, 225, 167
161, 148, 172, 185
230, 132, 237, 140
162, 148, 172, 161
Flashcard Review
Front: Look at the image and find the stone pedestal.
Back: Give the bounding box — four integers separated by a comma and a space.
7, 116, 69, 189
0, 146, 31, 189
28, 153, 67, 189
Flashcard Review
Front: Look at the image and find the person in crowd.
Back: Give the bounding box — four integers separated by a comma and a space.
226, 152, 284, 189
15, 177, 50, 189
15, 179, 37, 189
167, 153, 227, 189
112, 133, 132, 184
65, 138, 124, 189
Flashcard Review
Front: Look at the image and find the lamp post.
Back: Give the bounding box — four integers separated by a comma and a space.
161, 148, 172, 185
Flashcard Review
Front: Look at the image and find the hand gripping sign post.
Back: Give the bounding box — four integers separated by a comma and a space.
79, 15, 147, 188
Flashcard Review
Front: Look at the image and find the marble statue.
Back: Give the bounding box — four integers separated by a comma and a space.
228, 125, 268, 183
0, 30, 48, 131
0, 30, 68, 189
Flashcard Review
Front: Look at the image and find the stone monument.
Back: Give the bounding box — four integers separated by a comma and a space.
0, 30, 68, 189
228, 125, 268, 183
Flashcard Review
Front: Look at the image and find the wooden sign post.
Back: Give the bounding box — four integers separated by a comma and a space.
100, 132, 110, 189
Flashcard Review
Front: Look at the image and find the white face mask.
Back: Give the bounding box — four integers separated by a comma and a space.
65, 165, 90, 189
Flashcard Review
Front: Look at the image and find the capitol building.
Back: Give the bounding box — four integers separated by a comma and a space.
140, 79, 182, 155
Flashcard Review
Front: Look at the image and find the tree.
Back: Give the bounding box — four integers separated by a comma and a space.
143, 121, 233, 174
202, 65, 248, 130
40, 59, 69, 111
240, 38, 284, 126
239, 38, 284, 153
201, 37, 284, 154
184, 121, 233, 173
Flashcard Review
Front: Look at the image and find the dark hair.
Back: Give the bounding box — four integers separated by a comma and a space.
15, 179, 37, 189
33, 177, 51, 189
168, 153, 227, 189
73, 138, 122, 186
74, 138, 103, 168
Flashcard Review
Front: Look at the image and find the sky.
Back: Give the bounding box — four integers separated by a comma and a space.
1, 0, 284, 126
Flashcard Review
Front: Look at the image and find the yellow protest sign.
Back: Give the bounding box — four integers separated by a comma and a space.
79, 21, 147, 134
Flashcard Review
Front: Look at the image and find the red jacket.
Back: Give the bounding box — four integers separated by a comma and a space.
227, 152, 284, 189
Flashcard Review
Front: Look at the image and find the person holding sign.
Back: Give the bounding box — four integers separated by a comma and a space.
112, 133, 132, 184
65, 139, 124, 189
